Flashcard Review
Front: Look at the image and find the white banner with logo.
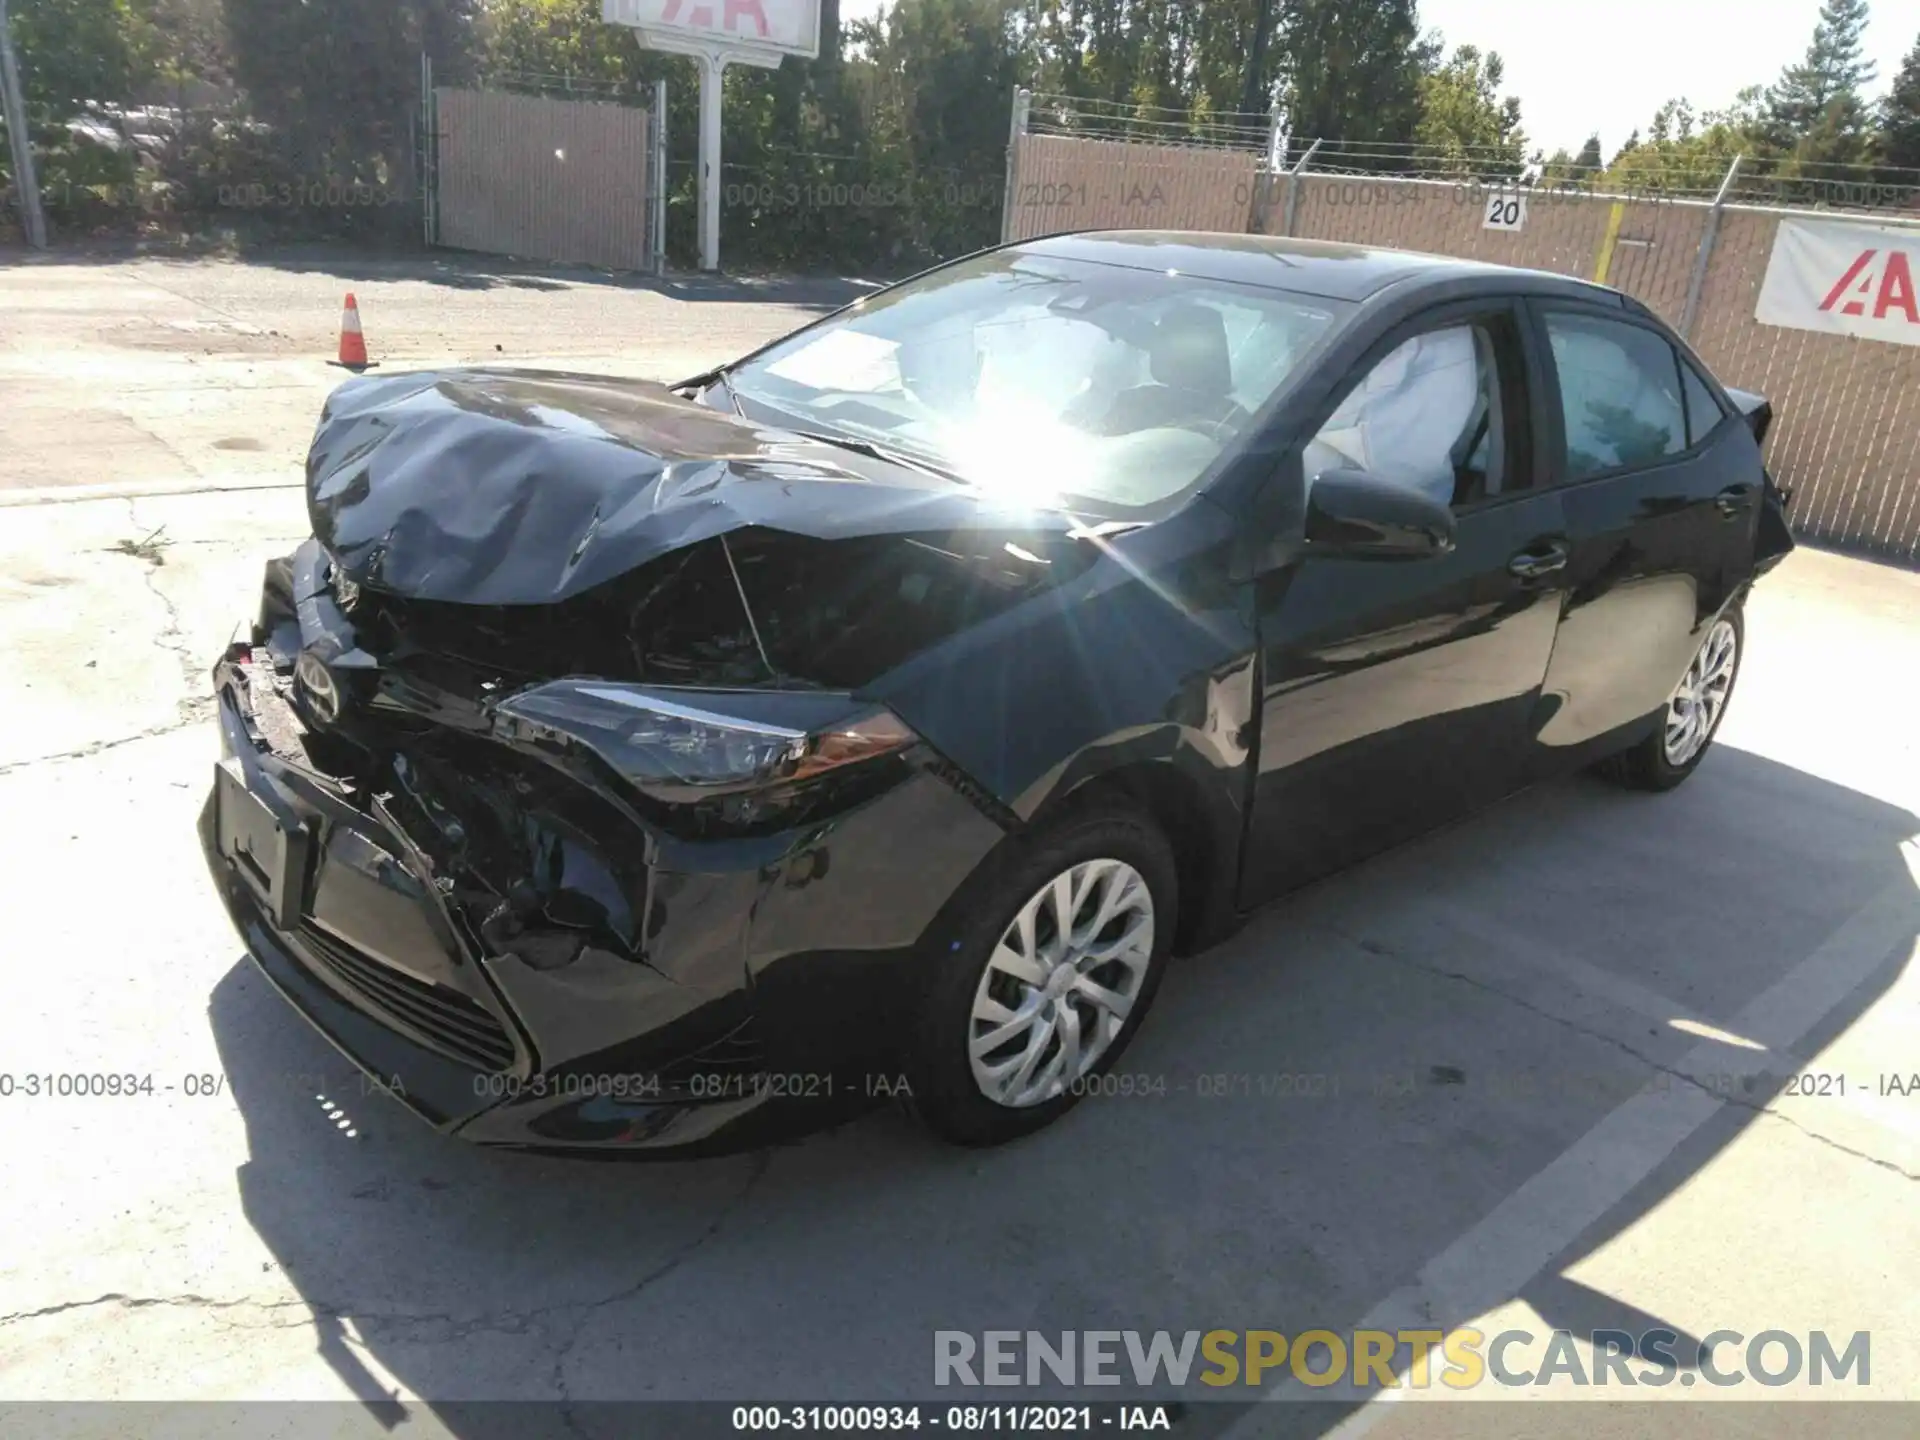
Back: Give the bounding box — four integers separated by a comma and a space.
1755, 217, 1920, 345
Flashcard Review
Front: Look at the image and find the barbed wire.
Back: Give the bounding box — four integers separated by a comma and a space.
1021, 97, 1920, 212
476, 69, 651, 101
1025, 89, 1275, 151
1027, 90, 1274, 124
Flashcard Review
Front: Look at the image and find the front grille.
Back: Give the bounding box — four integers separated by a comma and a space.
351, 587, 631, 683
297, 922, 516, 1073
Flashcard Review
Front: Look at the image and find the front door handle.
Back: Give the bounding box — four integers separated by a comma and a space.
1508, 541, 1569, 580
1716, 484, 1755, 518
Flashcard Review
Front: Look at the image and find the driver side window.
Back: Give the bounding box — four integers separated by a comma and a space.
1304, 321, 1507, 509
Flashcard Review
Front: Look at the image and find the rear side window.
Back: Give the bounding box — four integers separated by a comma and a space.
1680, 360, 1726, 446
1544, 312, 1685, 481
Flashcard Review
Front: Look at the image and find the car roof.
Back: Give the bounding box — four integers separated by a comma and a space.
1017, 230, 1622, 306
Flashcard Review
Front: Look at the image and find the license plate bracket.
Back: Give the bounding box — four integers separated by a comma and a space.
215, 759, 314, 930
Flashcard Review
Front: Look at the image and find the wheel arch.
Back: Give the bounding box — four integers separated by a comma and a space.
1036, 754, 1244, 956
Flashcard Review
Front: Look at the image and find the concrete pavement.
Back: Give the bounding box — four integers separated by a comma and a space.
0, 249, 1917, 1436
0, 246, 859, 501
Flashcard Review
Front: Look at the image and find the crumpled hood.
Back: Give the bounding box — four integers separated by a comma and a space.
307, 368, 1076, 605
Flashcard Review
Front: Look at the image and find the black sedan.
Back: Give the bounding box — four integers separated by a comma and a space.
200, 232, 1795, 1154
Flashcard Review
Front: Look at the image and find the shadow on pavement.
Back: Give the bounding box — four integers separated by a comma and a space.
206, 744, 1917, 1438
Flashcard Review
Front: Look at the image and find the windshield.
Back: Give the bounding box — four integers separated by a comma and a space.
724, 250, 1351, 515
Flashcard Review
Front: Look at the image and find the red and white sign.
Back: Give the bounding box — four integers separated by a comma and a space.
601, 0, 820, 59
1755, 217, 1920, 346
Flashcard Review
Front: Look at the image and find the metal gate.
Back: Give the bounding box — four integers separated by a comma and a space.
428, 86, 658, 273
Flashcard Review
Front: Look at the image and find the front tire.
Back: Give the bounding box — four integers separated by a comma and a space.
903, 801, 1177, 1147
1596, 607, 1743, 792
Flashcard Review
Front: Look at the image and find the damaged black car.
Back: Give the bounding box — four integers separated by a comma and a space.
201, 232, 1796, 1154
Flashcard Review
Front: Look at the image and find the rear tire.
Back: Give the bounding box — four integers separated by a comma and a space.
1595, 607, 1743, 793
903, 801, 1177, 1147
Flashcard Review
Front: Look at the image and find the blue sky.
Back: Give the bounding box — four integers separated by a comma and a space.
837, 0, 1920, 156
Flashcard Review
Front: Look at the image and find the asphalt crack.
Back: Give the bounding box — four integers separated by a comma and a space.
0, 1292, 312, 1326
125, 497, 218, 731
112, 1151, 782, 1368
0, 716, 206, 775
1748, 1106, 1920, 1182
5, 1150, 773, 1363
548, 1148, 773, 1419
0, 508, 307, 777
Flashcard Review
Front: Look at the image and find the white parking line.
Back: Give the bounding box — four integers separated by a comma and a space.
1226, 855, 1920, 1436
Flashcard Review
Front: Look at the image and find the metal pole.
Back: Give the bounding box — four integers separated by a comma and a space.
651, 77, 668, 274
1252, 105, 1283, 232
0, 0, 47, 249
998, 86, 1031, 245
1280, 136, 1321, 239
1680, 154, 1741, 341
697, 51, 723, 271
419, 51, 435, 248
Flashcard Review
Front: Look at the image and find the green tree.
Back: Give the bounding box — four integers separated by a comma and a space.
1, 0, 160, 220
1764, 0, 1877, 165
1238, 0, 1275, 115
844, 0, 1016, 261
6, 0, 154, 127
222, 0, 476, 186
1016, 0, 1287, 132
1601, 93, 1763, 195
1279, 0, 1430, 161
141, 0, 227, 89
478, 0, 650, 83
1877, 31, 1920, 170
1536, 146, 1576, 181
1414, 43, 1524, 177
1536, 135, 1601, 187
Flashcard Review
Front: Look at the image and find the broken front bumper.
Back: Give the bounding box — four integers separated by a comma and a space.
200, 637, 1008, 1156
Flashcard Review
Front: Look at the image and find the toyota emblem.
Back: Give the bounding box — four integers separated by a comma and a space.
295, 652, 343, 724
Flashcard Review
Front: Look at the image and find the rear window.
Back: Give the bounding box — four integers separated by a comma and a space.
1544, 312, 1686, 480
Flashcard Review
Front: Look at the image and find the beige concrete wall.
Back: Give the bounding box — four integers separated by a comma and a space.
1006, 134, 1257, 242
1273, 178, 1710, 326
1277, 175, 1622, 286
1689, 209, 1920, 561
435, 89, 651, 273
1005, 133, 1920, 561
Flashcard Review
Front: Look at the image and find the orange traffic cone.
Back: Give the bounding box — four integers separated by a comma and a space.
331, 293, 373, 371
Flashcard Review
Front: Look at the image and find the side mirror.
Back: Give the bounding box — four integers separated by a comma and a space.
1304, 469, 1456, 561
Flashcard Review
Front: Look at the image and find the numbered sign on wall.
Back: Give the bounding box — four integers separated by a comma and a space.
1482, 190, 1528, 232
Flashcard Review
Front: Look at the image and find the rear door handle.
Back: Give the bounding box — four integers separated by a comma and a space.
1507, 541, 1569, 580
1717, 484, 1756, 518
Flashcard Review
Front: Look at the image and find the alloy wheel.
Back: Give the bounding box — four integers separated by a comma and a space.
967, 858, 1155, 1109
1663, 618, 1738, 767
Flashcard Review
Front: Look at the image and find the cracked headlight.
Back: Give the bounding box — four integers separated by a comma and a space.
492, 681, 918, 807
